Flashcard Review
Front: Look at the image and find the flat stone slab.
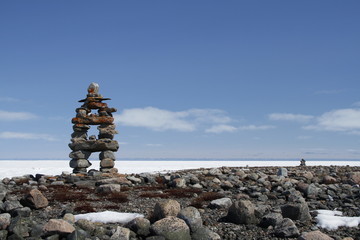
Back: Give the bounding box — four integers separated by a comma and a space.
69, 139, 119, 152
72, 116, 114, 125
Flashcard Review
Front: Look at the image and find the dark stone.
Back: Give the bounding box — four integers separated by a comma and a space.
3, 200, 23, 213
8, 216, 30, 238
177, 207, 203, 233
99, 151, 116, 160
125, 217, 150, 237
191, 227, 221, 240
260, 212, 283, 228
12, 207, 31, 218
69, 151, 91, 160
0, 230, 8, 240
67, 229, 90, 240
69, 139, 119, 152
226, 200, 258, 225
69, 159, 92, 168
274, 218, 300, 238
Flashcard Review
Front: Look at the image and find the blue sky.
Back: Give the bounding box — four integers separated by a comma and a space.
1, 1, 360, 160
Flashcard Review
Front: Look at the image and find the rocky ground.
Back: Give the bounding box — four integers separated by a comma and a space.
1, 165, 360, 240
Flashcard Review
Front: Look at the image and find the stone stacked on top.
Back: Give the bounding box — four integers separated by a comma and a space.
69, 83, 119, 173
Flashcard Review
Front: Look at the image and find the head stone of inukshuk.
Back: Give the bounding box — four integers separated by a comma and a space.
69, 83, 119, 173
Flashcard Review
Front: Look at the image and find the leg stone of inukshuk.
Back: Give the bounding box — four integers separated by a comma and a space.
69, 83, 119, 173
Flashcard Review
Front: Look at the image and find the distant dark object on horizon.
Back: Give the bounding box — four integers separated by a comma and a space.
300, 158, 306, 166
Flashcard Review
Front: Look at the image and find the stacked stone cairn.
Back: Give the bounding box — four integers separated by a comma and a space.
69, 83, 119, 173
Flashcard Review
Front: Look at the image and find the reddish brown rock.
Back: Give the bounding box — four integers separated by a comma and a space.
322, 175, 337, 184
298, 230, 334, 240
349, 172, 360, 184
72, 116, 114, 125
43, 219, 75, 234
22, 189, 48, 209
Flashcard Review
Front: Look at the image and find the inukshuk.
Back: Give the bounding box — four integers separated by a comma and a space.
69, 83, 119, 173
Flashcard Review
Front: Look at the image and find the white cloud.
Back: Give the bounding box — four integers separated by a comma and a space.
114, 107, 232, 132
186, 109, 231, 124
238, 125, 276, 130
0, 110, 37, 121
205, 124, 237, 134
0, 131, 56, 141
269, 113, 314, 122
305, 108, 360, 133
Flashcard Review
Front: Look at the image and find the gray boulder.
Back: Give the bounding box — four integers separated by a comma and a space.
298, 230, 334, 240
96, 184, 121, 193
151, 216, 191, 240
306, 183, 321, 198
208, 168, 222, 176
191, 227, 221, 240
281, 201, 311, 222
69, 150, 91, 159
13, 207, 31, 218
274, 218, 299, 238
153, 199, 181, 221
8, 216, 30, 238
260, 212, 283, 228
99, 150, 116, 160
127, 176, 142, 184
67, 229, 91, 240
3, 200, 22, 213
281, 190, 311, 221
110, 226, 130, 240
146, 236, 166, 240
0, 185, 7, 202
69, 159, 92, 168
69, 138, 119, 152
177, 207, 203, 233
75, 219, 96, 235
0, 213, 11, 230
277, 168, 288, 177
209, 198, 232, 209
125, 217, 150, 237
0, 230, 7, 240
226, 200, 258, 224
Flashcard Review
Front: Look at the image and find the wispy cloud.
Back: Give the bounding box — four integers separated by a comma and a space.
114, 107, 232, 132
304, 108, 360, 133
205, 124, 237, 133
0, 110, 38, 121
0, 131, 57, 141
269, 113, 313, 122
238, 125, 276, 130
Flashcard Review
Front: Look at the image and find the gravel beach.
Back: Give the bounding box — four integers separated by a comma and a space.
1, 165, 360, 239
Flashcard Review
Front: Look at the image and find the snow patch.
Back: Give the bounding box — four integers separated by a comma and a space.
75, 211, 144, 224
315, 210, 360, 230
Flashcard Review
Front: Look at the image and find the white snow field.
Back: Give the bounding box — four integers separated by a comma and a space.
74, 211, 144, 224
315, 210, 360, 230
0, 159, 359, 179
